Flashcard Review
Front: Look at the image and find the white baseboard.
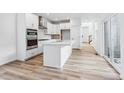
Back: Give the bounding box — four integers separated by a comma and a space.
0, 53, 16, 65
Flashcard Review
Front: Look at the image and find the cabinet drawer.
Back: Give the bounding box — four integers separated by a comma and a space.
26, 48, 38, 58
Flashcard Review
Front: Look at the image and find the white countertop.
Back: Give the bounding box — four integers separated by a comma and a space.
43, 40, 75, 46
38, 39, 57, 47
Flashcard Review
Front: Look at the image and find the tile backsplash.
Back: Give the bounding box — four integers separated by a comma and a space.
38, 29, 51, 39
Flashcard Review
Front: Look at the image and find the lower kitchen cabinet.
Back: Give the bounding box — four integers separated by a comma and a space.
26, 48, 42, 59
37, 46, 43, 54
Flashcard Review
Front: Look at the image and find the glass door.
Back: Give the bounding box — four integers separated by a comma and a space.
104, 21, 111, 59
110, 15, 121, 68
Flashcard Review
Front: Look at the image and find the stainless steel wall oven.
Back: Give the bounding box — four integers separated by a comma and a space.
26, 29, 38, 50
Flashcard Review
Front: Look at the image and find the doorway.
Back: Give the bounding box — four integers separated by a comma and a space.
61, 30, 70, 40
82, 26, 89, 43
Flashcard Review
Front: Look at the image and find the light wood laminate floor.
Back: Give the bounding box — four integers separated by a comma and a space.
0, 43, 120, 80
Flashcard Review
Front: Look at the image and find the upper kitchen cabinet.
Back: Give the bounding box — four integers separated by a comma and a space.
46, 22, 60, 35
56, 24, 61, 34
60, 23, 71, 30
25, 13, 38, 30
17, 13, 39, 61
52, 24, 60, 34
47, 21, 52, 34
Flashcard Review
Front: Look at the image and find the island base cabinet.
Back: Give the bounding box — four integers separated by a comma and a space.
61, 46, 72, 66
43, 45, 72, 68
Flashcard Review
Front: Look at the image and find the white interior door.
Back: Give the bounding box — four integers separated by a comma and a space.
71, 26, 81, 48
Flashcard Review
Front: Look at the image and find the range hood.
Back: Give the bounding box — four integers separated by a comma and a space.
38, 25, 47, 29
39, 16, 47, 29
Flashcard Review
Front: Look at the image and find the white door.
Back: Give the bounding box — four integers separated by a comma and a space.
82, 26, 89, 43
71, 26, 81, 48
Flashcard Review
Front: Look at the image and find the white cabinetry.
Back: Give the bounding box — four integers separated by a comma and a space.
17, 13, 39, 61
26, 13, 38, 29
43, 42, 72, 68
55, 24, 60, 34
47, 22, 60, 34
52, 25, 56, 34
38, 41, 43, 53
52, 24, 60, 34
47, 21, 52, 34
60, 23, 70, 29
42, 18, 47, 27
26, 48, 39, 59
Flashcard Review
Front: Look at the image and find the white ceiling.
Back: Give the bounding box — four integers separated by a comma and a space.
36, 13, 113, 22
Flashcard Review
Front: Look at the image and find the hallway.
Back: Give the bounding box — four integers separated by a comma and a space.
68, 43, 120, 79
0, 43, 120, 80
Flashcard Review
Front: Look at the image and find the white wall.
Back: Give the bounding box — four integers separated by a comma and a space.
117, 14, 124, 79
0, 13, 17, 65
16, 13, 26, 61
94, 22, 104, 56
88, 22, 96, 49
0, 14, 16, 48
81, 23, 94, 43
87, 21, 104, 56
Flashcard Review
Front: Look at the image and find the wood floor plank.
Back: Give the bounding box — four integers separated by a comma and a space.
0, 43, 120, 80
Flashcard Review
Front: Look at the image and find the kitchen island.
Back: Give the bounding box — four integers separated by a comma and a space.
43, 40, 74, 68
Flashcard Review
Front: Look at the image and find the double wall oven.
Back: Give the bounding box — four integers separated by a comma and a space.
26, 29, 38, 50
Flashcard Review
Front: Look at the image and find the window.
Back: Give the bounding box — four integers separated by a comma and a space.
111, 15, 121, 66
104, 14, 121, 71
